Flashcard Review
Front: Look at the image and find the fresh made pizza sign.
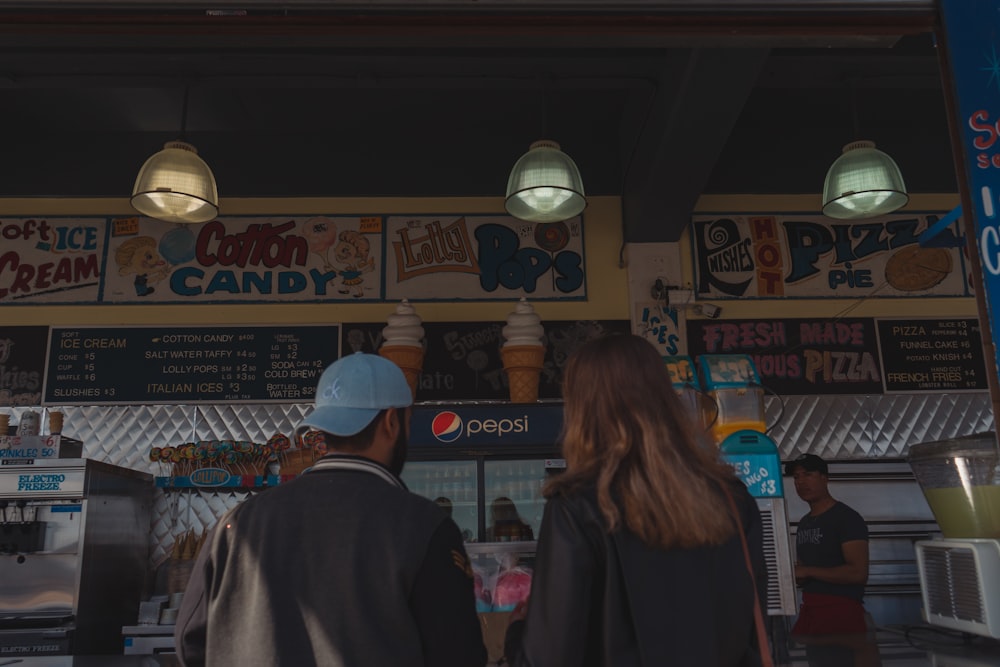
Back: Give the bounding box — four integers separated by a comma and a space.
691, 213, 971, 299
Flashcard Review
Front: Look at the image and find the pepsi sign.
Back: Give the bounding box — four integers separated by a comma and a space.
412, 403, 564, 447
431, 412, 464, 443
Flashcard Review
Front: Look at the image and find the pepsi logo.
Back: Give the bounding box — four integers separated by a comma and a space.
431, 411, 464, 443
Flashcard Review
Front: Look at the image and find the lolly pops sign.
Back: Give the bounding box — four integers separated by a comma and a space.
384, 215, 585, 300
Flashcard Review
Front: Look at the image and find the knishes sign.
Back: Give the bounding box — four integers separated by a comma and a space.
692, 213, 970, 299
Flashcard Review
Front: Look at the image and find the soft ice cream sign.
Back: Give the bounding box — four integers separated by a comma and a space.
692, 213, 969, 299
0, 217, 106, 303
384, 215, 585, 300
104, 215, 383, 303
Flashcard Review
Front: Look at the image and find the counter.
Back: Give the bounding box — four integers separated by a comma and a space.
783, 627, 1000, 666
0, 658, 178, 666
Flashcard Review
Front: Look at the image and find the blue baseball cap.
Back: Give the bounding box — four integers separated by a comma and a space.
297, 352, 413, 437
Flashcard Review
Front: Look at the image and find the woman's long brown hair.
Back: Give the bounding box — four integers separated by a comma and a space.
546, 334, 739, 549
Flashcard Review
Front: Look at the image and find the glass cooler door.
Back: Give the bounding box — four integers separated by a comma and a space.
401, 459, 478, 542
482, 458, 545, 543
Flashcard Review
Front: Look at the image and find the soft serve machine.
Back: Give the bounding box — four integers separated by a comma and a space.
0, 436, 152, 656
909, 433, 1000, 641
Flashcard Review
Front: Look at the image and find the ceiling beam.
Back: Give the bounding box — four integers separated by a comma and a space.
622, 47, 769, 242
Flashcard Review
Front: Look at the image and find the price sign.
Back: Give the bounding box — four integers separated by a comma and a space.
876, 318, 988, 392
722, 453, 784, 498
43, 325, 340, 405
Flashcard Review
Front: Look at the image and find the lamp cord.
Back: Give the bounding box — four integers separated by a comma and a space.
540, 74, 549, 139
180, 86, 191, 139
850, 78, 860, 138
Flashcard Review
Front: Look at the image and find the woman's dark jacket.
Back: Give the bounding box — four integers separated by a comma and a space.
505, 479, 767, 666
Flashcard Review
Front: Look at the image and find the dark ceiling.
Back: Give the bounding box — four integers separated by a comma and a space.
0, 3, 955, 242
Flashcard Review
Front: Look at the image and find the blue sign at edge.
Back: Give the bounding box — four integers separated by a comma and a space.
940, 0, 1000, 384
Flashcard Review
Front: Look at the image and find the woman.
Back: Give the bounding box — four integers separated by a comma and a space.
504, 334, 768, 667
485, 496, 535, 542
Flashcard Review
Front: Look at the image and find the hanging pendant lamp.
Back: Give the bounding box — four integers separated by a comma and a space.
131, 140, 219, 224
131, 87, 219, 224
821, 140, 908, 220
505, 140, 586, 223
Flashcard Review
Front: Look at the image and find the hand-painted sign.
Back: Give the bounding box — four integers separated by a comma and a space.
104, 215, 382, 303
686, 318, 883, 395
635, 302, 683, 357
692, 213, 968, 299
0, 326, 48, 406
939, 0, 1000, 385
3, 213, 589, 304
0, 218, 107, 303
384, 215, 585, 300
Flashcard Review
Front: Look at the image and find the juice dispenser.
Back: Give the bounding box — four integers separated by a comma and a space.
695, 354, 766, 444
663, 355, 701, 425
909, 432, 1000, 639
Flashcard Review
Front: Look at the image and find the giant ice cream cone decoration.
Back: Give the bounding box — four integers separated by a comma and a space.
501, 298, 546, 403
379, 345, 424, 398
379, 299, 425, 399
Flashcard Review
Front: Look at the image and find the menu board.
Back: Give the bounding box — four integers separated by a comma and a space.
876, 318, 988, 392
341, 319, 631, 401
686, 318, 884, 395
43, 325, 340, 405
0, 326, 49, 407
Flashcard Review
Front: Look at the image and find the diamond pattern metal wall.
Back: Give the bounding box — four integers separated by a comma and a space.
5, 392, 994, 567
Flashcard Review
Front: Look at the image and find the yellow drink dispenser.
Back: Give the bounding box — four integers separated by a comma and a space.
695, 354, 766, 444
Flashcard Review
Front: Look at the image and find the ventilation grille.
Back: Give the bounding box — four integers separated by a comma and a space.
923, 545, 985, 623
755, 498, 797, 616
759, 506, 781, 611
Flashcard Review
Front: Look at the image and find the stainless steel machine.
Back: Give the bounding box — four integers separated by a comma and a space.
0, 458, 153, 656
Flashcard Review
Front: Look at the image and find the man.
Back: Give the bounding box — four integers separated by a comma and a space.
786, 453, 871, 636
175, 352, 487, 667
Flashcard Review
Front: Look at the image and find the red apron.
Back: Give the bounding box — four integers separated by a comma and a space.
791, 592, 868, 635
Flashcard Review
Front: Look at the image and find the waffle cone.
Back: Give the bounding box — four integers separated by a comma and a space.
379, 345, 425, 398
501, 345, 545, 403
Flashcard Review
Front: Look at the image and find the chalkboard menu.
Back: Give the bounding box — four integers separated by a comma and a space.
342, 319, 631, 401
0, 326, 49, 407
876, 318, 988, 392
43, 325, 340, 405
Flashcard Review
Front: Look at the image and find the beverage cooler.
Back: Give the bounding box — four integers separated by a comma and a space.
0, 459, 153, 656
405, 401, 563, 661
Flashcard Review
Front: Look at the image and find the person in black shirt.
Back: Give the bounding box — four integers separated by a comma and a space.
786, 454, 882, 667
786, 454, 870, 636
